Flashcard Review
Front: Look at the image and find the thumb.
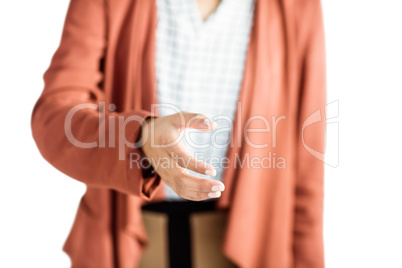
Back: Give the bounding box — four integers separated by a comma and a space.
173, 111, 217, 131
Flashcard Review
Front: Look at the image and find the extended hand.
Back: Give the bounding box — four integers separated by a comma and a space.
140, 112, 225, 201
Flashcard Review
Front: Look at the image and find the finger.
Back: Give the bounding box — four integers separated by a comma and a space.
171, 111, 217, 131
175, 172, 225, 192
167, 143, 216, 176
179, 156, 217, 176
153, 154, 223, 194
178, 190, 222, 201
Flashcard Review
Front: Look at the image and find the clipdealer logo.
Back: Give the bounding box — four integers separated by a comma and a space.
302, 100, 339, 167
63, 100, 339, 168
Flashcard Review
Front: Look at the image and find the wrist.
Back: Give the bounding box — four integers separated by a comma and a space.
138, 116, 155, 156
136, 116, 156, 178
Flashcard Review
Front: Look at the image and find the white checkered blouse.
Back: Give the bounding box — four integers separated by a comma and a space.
155, 0, 255, 199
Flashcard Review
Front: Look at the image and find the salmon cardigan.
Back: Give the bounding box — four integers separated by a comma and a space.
31, 0, 326, 267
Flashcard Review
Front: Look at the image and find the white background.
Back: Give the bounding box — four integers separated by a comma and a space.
1, 0, 401, 267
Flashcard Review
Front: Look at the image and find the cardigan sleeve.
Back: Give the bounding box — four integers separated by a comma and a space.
31, 0, 161, 200
293, 1, 326, 267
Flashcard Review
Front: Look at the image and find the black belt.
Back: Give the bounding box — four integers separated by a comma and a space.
141, 200, 217, 268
